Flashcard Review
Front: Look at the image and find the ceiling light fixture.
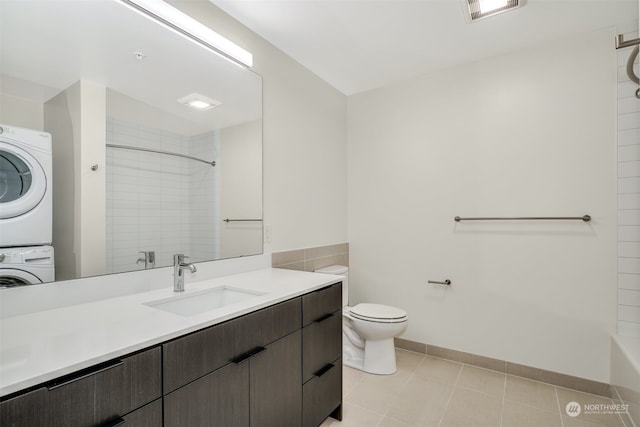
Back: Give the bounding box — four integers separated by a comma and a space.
464, 0, 525, 22
178, 93, 221, 111
116, 0, 253, 68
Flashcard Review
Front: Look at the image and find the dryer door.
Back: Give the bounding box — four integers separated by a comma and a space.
0, 268, 43, 287
0, 141, 47, 219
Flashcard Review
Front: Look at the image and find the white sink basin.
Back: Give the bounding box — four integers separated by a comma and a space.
145, 286, 266, 317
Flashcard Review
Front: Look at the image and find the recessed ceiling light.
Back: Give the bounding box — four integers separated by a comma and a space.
177, 93, 221, 111
464, 0, 525, 22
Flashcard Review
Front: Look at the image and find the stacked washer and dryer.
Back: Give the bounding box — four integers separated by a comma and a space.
0, 124, 55, 287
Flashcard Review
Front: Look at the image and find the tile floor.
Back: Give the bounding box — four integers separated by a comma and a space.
320, 349, 627, 427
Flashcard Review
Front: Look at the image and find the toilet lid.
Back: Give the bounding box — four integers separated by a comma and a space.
350, 303, 407, 322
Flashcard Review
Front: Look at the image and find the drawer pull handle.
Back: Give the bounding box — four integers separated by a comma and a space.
103, 417, 126, 427
314, 363, 335, 378
230, 346, 266, 364
47, 360, 124, 390
314, 313, 333, 323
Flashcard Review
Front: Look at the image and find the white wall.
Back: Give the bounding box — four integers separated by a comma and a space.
0, 93, 43, 130
348, 28, 617, 382
171, 1, 348, 253
617, 19, 640, 338
220, 120, 262, 259
45, 81, 106, 280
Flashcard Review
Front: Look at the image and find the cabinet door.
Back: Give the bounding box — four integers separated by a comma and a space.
163, 297, 301, 394
302, 284, 342, 327
250, 330, 302, 427
164, 362, 250, 427
302, 311, 342, 383
302, 359, 342, 427
0, 388, 47, 427
121, 399, 163, 427
47, 347, 161, 427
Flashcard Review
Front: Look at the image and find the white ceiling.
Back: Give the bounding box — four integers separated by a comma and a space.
211, 0, 638, 95
1, 0, 261, 132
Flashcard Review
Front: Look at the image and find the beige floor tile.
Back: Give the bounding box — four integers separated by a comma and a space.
344, 366, 366, 398
395, 349, 425, 373
504, 375, 559, 413
413, 356, 463, 385
456, 365, 506, 398
385, 375, 453, 426
439, 387, 503, 427
321, 403, 383, 427
501, 401, 562, 427
345, 374, 399, 415
556, 388, 624, 427
378, 416, 411, 427
561, 415, 626, 427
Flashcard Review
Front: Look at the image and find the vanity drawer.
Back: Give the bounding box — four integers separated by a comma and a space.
302, 311, 342, 383
302, 282, 342, 327
302, 358, 342, 427
163, 297, 301, 393
120, 398, 163, 427
47, 346, 161, 427
0, 387, 47, 427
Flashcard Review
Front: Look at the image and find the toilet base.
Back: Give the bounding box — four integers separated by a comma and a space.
343, 337, 397, 375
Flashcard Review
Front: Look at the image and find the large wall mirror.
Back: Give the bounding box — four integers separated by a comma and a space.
0, 0, 263, 283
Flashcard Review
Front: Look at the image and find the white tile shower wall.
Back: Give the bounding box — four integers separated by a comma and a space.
617, 20, 640, 337
106, 118, 192, 273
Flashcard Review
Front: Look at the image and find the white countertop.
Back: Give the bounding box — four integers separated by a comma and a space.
0, 268, 342, 397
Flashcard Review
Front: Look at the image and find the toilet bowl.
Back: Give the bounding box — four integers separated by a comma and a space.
315, 265, 408, 375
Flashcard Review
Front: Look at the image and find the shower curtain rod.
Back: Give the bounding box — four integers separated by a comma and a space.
106, 144, 216, 167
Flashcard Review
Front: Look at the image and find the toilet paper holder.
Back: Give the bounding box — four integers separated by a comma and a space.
428, 279, 451, 286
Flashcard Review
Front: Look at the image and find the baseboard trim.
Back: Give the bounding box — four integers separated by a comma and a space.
394, 338, 611, 398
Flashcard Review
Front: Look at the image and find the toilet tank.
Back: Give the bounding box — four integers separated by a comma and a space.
314, 265, 349, 307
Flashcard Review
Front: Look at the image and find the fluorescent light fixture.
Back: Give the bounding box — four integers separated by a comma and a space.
117, 0, 253, 68
464, 0, 525, 22
178, 93, 221, 111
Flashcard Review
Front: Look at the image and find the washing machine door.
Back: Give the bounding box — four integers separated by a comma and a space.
0, 268, 43, 287
0, 141, 47, 219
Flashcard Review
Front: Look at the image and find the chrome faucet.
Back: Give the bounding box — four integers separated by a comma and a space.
173, 254, 197, 292
136, 251, 156, 269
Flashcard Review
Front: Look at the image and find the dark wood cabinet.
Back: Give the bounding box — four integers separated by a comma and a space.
0, 387, 47, 427
47, 347, 161, 427
121, 399, 163, 427
302, 282, 343, 426
250, 330, 302, 427
163, 297, 301, 394
1, 283, 343, 427
164, 362, 250, 427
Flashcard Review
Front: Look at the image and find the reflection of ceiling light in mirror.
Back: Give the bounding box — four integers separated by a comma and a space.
116, 0, 253, 68
464, 0, 524, 21
178, 93, 221, 111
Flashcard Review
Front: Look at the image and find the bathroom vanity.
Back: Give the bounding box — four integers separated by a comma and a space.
0, 269, 343, 427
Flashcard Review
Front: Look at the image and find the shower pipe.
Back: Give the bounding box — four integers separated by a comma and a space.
106, 144, 216, 167
616, 34, 640, 99
454, 215, 591, 222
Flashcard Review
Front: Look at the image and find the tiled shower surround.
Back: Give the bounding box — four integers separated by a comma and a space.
105, 117, 220, 274
617, 19, 640, 337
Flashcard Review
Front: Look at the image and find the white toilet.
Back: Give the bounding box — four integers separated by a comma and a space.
315, 265, 408, 375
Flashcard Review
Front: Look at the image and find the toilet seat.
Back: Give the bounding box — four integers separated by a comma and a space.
349, 303, 407, 323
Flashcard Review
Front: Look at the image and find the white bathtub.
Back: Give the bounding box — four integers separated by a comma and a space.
611, 335, 640, 427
